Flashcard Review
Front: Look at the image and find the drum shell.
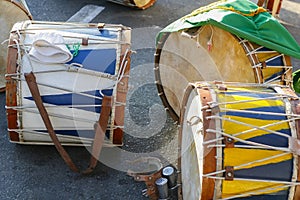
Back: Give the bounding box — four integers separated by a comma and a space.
0, 0, 32, 92
266, 0, 283, 14
155, 25, 292, 122
178, 82, 300, 200
6, 20, 131, 146
107, 0, 156, 9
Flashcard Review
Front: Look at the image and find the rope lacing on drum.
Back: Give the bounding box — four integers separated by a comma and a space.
187, 116, 203, 135
6, 35, 130, 130
181, 25, 214, 51
238, 38, 292, 84
187, 116, 202, 126
6, 30, 131, 107
238, 38, 263, 83
203, 125, 300, 199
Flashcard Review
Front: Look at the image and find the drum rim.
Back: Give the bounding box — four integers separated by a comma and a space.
154, 32, 179, 121
178, 83, 216, 200
0, 0, 33, 91
2, 0, 33, 19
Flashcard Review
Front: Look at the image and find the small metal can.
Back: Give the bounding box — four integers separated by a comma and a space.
155, 177, 169, 199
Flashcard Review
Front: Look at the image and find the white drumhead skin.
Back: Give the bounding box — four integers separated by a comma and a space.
0, 0, 31, 89
157, 26, 255, 118
181, 88, 204, 200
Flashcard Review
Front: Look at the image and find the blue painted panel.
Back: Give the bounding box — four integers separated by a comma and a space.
36, 129, 111, 139
25, 89, 113, 113
233, 192, 288, 200
235, 129, 291, 147
68, 49, 117, 75
220, 91, 275, 99
265, 71, 285, 82
234, 159, 293, 184
221, 105, 287, 120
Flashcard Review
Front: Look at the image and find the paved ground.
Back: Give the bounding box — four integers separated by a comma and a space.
1, 0, 300, 199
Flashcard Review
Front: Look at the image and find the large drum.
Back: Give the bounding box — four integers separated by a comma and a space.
0, 0, 32, 92
155, 25, 293, 121
6, 20, 131, 146
107, 0, 156, 9
178, 81, 300, 199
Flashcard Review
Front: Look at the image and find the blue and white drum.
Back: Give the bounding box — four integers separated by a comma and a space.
6, 20, 131, 146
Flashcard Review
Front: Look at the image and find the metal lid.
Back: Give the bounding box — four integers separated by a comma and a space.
155, 177, 168, 186
162, 166, 174, 176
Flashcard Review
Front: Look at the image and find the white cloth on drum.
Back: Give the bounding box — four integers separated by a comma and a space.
29, 32, 73, 64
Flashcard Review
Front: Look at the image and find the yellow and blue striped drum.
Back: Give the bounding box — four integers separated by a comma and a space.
179, 82, 300, 200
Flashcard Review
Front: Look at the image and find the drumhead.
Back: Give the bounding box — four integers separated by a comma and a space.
0, 0, 32, 91
179, 84, 204, 200
155, 25, 292, 122
155, 25, 255, 121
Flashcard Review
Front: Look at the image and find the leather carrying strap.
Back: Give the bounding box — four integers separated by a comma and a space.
25, 72, 112, 174
127, 157, 163, 199
128, 169, 162, 199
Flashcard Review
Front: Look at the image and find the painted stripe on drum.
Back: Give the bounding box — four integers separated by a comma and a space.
68, 49, 117, 74
219, 97, 284, 111
266, 56, 284, 66
256, 47, 284, 66
36, 129, 111, 139
219, 91, 276, 99
222, 181, 289, 199
265, 70, 285, 82
234, 159, 293, 182
224, 148, 292, 170
220, 106, 287, 120
67, 5, 105, 23
62, 28, 118, 39
234, 129, 291, 147
222, 160, 293, 197
221, 115, 291, 146
24, 89, 113, 113
230, 193, 289, 200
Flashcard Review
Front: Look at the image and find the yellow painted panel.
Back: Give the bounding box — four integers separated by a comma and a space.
217, 95, 284, 110
224, 148, 292, 169
222, 180, 284, 198
222, 115, 290, 140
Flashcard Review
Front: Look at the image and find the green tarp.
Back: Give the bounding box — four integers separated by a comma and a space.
156, 0, 300, 59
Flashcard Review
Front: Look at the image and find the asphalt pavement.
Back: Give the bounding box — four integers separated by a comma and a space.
1, 0, 300, 200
